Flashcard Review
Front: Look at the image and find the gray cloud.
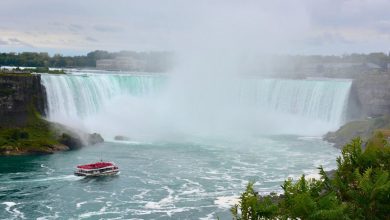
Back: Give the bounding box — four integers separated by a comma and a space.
307, 32, 353, 46
68, 24, 84, 33
305, 0, 390, 30
85, 36, 98, 42
49, 22, 64, 26
8, 38, 34, 47
374, 20, 390, 34
93, 24, 123, 33
0, 0, 389, 54
0, 39, 9, 45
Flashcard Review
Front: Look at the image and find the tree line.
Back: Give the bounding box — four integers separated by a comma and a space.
0, 50, 173, 69
281, 52, 390, 70
1, 50, 389, 72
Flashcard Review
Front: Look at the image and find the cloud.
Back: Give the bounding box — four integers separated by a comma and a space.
307, 32, 353, 46
68, 24, 84, 33
374, 20, 390, 34
8, 38, 34, 47
0, 39, 9, 45
85, 36, 98, 42
93, 24, 123, 33
0, 0, 389, 54
49, 22, 64, 26
305, 0, 390, 31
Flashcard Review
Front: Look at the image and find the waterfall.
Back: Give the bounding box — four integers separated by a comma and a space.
41, 72, 352, 138
237, 78, 352, 129
41, 73, 164, 119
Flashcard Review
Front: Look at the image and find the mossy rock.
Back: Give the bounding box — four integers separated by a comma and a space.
0, 88, 16, 96
0, 104, 104, 155
324, 116, 390, 148
0, 106, 61, 155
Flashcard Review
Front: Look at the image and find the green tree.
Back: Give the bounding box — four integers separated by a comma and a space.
232, 135, 390, 220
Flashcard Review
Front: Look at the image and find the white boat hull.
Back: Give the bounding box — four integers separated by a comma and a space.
74, 169, 119, 177
74, 161, 119, 177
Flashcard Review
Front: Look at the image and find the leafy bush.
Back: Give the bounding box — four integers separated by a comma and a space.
8, 129, 29, 141
232, 135, 390, 220
0, 107, 60, 154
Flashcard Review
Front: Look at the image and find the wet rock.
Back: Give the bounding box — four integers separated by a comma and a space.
324, 116, 390, 148
57, 129, 104, 150
0, 74, 46, 127
114, 135, 131, 141
88, 133, 104, 145
352, 74, 390, 118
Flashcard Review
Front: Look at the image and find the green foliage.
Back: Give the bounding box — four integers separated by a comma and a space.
278, 175, 343, 219
232, 182, 278, 220
22, 67, 65, 74
0, 67, 64, 75
9, 129, 29, 140
233, 136, 390, 220
0, 87, 16, 96
0, 107, 59, 154
0, 50, 173, 71
0, 51, 94, 68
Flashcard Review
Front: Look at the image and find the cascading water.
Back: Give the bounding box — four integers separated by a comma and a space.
2, 72, 350, 219
41, 72, 352, 138
41, 73, 164, 119
236, 78, 352, 134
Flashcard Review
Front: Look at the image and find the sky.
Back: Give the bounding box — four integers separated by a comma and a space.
0, 0, 390, 55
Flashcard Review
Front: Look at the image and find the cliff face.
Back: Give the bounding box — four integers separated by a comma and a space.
0, 74, 104, 155
0, 74, 46, 127
326, 74, 390, 148
350, 74, 390, 118
324, 116, 390, 148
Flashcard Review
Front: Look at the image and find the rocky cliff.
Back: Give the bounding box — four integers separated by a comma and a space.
326, 73, 390, 148
349, 73, 390, 118
0, 73, 103, 155
324, 116, 390, 148
0, 74, 46, 127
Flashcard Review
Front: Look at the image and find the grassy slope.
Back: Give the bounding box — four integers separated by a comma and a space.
324, 116, 390, 148
0, 108, 64, 155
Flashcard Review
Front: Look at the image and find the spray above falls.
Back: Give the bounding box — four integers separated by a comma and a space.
41, 72, 352, 139
37, 1, 339, 141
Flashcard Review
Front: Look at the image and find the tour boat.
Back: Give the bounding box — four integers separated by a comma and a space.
74, 161, 119, 177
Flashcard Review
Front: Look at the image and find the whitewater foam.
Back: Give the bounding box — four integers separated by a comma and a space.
41, 72, 352, 138
214, 196, 240, 209
2, 202, 25, 219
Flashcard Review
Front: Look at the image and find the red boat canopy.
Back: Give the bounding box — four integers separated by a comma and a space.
77, 162, 114, 170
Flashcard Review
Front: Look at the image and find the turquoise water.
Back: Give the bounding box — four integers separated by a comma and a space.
0, 136, 339, 219
0, 72, 347, 219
